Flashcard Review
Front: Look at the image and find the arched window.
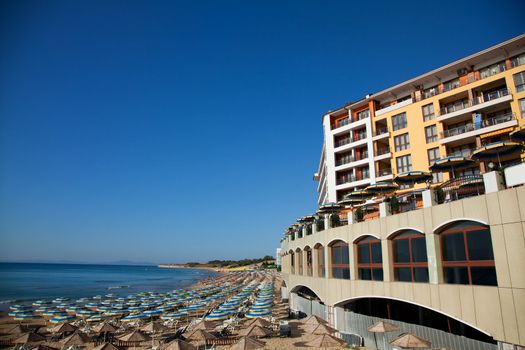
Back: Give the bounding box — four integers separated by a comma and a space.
356, 236, 383, 281
296, 249, 303, 275
315, 244, 325, 278
330, 240, 350, 279
290, 252, 295, 274
392, 231, 428, 282
439, 221, 497, 286
305, 247, 313, 276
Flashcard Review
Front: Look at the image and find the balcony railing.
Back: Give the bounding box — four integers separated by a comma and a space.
376, 148, 390, 156
441, 113, 515, 139
373, 127, 389, 136
439, 88, 510, 116
336, 155, 355, 166
335, 133, 368, 148
331, 117, 350, 130
377, 168, 392, 177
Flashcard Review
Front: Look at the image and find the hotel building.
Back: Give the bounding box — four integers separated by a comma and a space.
279, 34, 525, 350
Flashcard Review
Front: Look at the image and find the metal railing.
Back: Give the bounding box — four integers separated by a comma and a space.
376, 148, 390, 156
441, 112, 514, 138
373, 127, 389, 136
377, 168, 392, 176
335, 138, 351, 147
439, 88, 510, 116
331, 117, 351, 130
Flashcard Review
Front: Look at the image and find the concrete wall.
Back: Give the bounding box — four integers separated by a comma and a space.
281, 187, 525, 347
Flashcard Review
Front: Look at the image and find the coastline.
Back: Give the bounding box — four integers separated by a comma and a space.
158, 264, 248, 272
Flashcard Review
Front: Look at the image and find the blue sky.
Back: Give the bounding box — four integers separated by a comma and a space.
0, 0, 523, 264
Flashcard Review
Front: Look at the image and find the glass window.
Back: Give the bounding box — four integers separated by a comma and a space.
331, 241, 350, 280
479, 61, 506, 79
443, 78, 460, 92
423, 86, 439, 99
511, 54, 525, 68
392, 231, 429, 283
427, 148, 443, 183
396, 155, 412, 174
422, 104, 435, 121
514, 71, 525, 93
520, 99, 525, 119
357, 236, 383, 281
317, 246, 325, 278
440, 221, 497, 286
357, 109, 370, 120
394, 133, 410, 151
425, 125, 438, 143
392, 112, 407, 131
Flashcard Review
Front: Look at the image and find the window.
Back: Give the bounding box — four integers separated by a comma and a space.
423, 86, 439, 99
511, 53, 525, 68
422, 104, 435, 121
427, 148, 443, 183
316, 246, 325, 278
439, 221, 497, 286
331, 241, 350, 279
290, 252, 295, 274
479, 61, 506, 79
394, 133, 410, 151
296, 250, 303, 275
443, 78, 460, 92
514, 71, 525, 92
356, 236, 383, 281
520, 99, 525, 119
392, 231, 429, 282
425, 125, 438, 143
392, 113, 407, 131
396, 155, 412, 174
357, 109, 370, 120
305, 249, 313, 276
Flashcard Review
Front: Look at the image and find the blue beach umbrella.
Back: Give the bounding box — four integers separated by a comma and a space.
50, 314, 76, 323
245, 309, 272, 318
14, 313, 41, 320
87, 314, 109, 322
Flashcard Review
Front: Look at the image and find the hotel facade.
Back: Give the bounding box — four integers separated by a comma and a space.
279, 34, 525, 350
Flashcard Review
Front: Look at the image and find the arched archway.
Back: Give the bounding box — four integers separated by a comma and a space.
435, 220, 497, 286
314, 243, 325, 278
335, 297, 496, 345
304, 246, 313, 276
295, 248, 303, 275
290, 285, 323, 302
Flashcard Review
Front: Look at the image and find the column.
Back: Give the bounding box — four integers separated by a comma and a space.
425, 233, 443, 284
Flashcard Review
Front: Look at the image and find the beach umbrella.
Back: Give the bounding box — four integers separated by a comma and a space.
239, 325, 271, 338
305, 334, 345, 348
191, 320, 216, 331
185, 329, 216, 349
92, 343, 121, 350
61, 332, 91, 347
394, 171, 432, 185
365, 182, 399, 195
49, 314, 76, 323
429, 155, 476, 179
317, 202, 343, 214
344, 189, 374, 200
159, 339, 196, 350
7, 325, 26, 334
244, 317, 271, 328
50, 322, 77, 334
117, 330, 150, 343
94, 322, 118, 343
389, 333, 431, 349
301, 315, 328, 326
14, 332, 46, 344
510, 126, 525, 142
33, 345, 59, 350
368, 320, 400, 350
87, 314, 109, 322
245, 309, 271, 318
471, 141, 524, 167
14, 313, 41, 320
229, 336, 265, 350
141, 321, 168, 333
304, 323, 338, 335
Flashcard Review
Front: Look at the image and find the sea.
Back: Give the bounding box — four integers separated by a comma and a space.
0, 262, 217, 309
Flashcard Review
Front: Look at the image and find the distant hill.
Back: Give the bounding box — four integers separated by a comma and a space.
159, 256, 276, 270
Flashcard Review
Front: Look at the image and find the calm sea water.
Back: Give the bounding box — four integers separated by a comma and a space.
0, 263, 217, 305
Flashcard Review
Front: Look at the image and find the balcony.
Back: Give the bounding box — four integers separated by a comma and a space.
331, 117, 350, 130
440, 113, 518, 145
336, 173, 370, 186
438, 88, 512, 122
334, 133, 369, 150
375, 98, 414, 117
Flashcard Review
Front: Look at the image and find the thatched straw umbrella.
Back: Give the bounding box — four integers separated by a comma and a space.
191, 320, 216, 331
13, 332, 46, 344
368, 320, 400, 350
304, 323, 338, 335
6, 325, 26, 335
94, 322, 118, 343
32, 345, 59, 350
141, 321, 167, 348
239, 325, 271, 338
50, 322, 77, 336
244, 317, 271, 328
158, 339, 196, 350
389, 333, 431, 349
301, 315, 328, 326
229, 336, 265, 350
305, 333, 345, 348
60, 331, 91, 348
92, 343, 121, 350
185, 329, 216, 349
117, 330, 150, 343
